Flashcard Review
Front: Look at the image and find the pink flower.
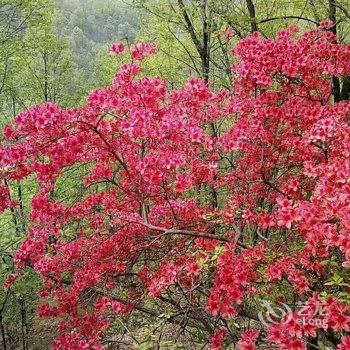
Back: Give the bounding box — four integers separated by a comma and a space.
211, 330, 227, 350
237, 330, 259, 350
220, 26, 234, 41
131, 43, 158, 61
109, 42, 126, 56
338, 336, 350, 350
319, 20, 334, 30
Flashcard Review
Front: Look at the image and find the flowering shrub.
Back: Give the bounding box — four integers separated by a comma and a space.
1, 27, 350, 349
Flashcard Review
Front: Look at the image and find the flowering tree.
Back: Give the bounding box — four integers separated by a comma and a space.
1, 24, 350, 349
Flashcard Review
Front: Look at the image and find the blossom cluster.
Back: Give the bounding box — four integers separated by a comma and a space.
1, 25, 350, 349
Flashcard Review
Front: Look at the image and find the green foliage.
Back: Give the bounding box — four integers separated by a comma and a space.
54, 0, 140, 86
321, 256, 350, 304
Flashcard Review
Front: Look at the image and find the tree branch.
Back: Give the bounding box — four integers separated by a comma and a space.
177, 0, 203, 55
140, 221, 248, 249
259, 16, 319, 25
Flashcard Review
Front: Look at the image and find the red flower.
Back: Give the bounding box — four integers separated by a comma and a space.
109, 42, 125, 56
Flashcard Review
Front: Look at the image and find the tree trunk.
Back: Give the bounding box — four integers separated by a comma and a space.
43, 51, 49, 102
340, 77, 350, 100
200, 0, 210, 83
0, 314, 7, 350
177, 0, 218, 208
0, 291, 10, 350
246, 0, 259, 33
19, 298, 28, 350
329, 0, 341, 102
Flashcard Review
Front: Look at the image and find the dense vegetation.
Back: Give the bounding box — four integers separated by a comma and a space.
1, 1, 350, 349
